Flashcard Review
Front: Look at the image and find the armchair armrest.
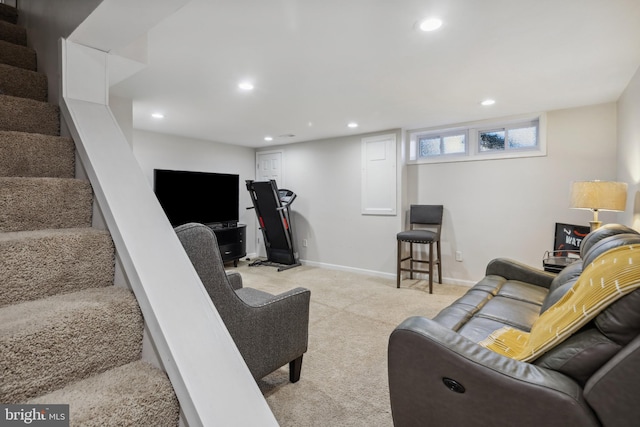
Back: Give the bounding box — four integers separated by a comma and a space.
226, 271, 243, 290
486, 257, 555, 288
232, 287, 311, 380
388, 316, 599, 427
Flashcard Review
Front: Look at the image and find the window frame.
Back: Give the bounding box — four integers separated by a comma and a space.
406, 113, 546, 165
413, 128, 469, 160
476, 119, 540, 154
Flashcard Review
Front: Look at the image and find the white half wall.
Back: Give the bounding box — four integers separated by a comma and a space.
410, 102, 619, 283
617, 65, 640, 230
16, 0, 103, 105
132, 130, 258, 255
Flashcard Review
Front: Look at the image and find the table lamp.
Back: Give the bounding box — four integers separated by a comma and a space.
570, 180, 628, 231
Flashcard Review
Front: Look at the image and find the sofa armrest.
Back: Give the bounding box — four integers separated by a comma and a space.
584, 334, 640, 427
388, 316, 600, 427
226, 271, 243, 290
486, 257, 555, 288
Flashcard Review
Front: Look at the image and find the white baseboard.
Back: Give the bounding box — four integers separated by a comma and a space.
299, 259, 476, 287
300, 259, 396, 279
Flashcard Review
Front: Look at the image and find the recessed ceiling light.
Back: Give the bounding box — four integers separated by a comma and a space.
481, 99, 496, 106
264, 136, 273, 141
418, 17, 443, 32
151, 113, 164, 119
347, 122, 358, 128
238, 81, 254, 91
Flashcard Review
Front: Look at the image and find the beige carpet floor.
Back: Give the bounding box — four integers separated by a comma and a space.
235, 262, 469, 427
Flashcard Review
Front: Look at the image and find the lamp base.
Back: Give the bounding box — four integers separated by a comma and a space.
589, 220, 602, 232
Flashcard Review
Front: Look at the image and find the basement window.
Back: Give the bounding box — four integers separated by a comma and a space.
416, 130, 467, 159
407, 114, 546, 164
478, 120, 538, 153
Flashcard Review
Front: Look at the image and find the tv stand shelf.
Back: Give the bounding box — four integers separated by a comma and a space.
209, 224, 246, 267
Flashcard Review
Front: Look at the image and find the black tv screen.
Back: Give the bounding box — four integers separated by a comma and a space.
154, 169, 239, 227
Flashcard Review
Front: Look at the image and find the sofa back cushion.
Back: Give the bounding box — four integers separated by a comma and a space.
534, 327, 621, 386
542, 226, 639, 313
579, 224, 638, 259
542, 262, 583, 313
582, 233, 640, 266
541, 232, 640, 313
534, 231, 640, 385
595, 288, 640, 345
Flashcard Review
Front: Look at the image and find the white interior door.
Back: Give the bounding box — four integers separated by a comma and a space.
256, 151, 283, 184
254, 151, 283, 256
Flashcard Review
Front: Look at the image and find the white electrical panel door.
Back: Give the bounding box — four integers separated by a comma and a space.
361, 134, 397, 215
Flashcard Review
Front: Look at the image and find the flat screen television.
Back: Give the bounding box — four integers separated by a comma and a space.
154, 169, 239, 227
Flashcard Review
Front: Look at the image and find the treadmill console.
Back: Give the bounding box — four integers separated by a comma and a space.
278, 189, 296, 206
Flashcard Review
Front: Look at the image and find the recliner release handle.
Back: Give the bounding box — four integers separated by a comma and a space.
442, 377, 465, 393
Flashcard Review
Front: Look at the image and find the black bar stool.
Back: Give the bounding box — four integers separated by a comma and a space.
396, 205, 443, 293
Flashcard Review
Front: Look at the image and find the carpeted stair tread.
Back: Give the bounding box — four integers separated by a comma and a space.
0, 131, 73, 177
0, 287, 144, 403
0, 3, 18, 25
0, 94, 59, 135
0, 39, 36, 71
0, 19, 26, 45
0, 63, 48, 101
0, 228, 114, 308
28, 360, 180, 427
0, 177, 93, 232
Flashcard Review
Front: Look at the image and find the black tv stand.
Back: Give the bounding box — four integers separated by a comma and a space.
208, 223, 246, 267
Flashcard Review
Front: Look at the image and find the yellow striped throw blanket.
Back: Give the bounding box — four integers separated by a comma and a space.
480, 244, 640, 362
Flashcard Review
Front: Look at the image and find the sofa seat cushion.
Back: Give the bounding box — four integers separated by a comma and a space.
458, 317, 517, 342
433, 275, 548, 342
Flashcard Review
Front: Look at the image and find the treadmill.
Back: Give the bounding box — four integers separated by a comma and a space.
246, 180, 300, 271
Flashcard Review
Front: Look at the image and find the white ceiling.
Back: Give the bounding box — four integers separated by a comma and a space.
109, 0, 640, 148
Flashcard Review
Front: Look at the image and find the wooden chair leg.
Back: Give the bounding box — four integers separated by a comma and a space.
409, 242, 414, 279
437, 240, 443, 284
290, 355, 303, 383
428, 242, 434, 294
397, 239, 402, 288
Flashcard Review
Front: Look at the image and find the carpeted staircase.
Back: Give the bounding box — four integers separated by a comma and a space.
0, 4, 180, 425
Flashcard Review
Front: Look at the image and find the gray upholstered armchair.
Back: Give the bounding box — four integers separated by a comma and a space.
175, 222, 310, 382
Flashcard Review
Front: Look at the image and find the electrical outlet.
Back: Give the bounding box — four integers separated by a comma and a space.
302, 239, 308, 247
455, 251, 463, 262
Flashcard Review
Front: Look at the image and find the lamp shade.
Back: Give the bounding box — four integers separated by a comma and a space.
570, 181, 628, 211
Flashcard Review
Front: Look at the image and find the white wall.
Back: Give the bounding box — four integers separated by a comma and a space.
410, 102, 618, 283
132, 130, 258, 254
617, 65, 640, 230
258, 129, 403, 277
133, 103, 619, 283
